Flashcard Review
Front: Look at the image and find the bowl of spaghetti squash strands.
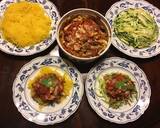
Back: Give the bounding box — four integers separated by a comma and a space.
0, 0, 60, 56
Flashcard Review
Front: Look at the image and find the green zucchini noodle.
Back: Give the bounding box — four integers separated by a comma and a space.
96, 73, 138, 109
114, 8, 159, 48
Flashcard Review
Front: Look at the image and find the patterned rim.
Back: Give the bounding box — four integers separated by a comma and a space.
105, 0, 160, 58
0, 0, 60, 56
85, 57, 151, 124
12, 56, 84, 125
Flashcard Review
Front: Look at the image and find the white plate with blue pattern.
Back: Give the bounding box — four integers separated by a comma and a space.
85, 57, 151, 124
12, 56, 84, 125
105, 0, 160, 58
0, 0, 60, 56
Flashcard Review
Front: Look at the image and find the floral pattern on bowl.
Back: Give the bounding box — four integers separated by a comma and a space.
105, 0, 160, 58
85, 57, 151, 124
13, 56, 84, 125
0, 0, 60, 56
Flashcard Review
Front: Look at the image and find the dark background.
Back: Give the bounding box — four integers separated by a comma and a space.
0, 0, 160, 128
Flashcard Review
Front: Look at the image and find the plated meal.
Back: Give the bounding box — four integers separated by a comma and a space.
13, 56, 84, 125
95, 71, 138, 110
86, 57, 151, 124
0, 0, 59, 55
57, 8, 111, 61
26, 66, 73, 113
27, 66, 72, 105
105, 0, 160, 58
9, 0, 157, 125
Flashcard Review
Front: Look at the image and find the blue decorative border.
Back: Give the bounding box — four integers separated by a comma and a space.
0, 0, 60, 56
13, 56, 84, 125
85, 57, 151, 124
105, 0, 160, 58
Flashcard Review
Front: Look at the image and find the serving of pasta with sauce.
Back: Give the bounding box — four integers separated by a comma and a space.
27, 66, 73, 107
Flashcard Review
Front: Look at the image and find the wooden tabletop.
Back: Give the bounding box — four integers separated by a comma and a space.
0, 0, 160, 128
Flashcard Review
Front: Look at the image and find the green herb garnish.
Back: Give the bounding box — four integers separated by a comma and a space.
41, 77, 55, 87
116, 81, 125, 89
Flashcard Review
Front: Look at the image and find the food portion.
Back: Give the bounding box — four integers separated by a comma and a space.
96, 73, 138, 109
114, 8, 159, 48
28, 66, 73, 106
0, 1, 52, 47
59, 15, 108, 58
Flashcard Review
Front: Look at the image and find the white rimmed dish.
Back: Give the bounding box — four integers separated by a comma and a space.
85, 57, 151, 124
105, 0, 160, 58
0, 0, 60, 56
13, 56, 84, 125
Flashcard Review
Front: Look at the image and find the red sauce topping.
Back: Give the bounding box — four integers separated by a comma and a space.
31, 73, 64, 104
60, 15, 108, 58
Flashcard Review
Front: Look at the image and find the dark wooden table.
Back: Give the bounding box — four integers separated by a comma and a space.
0, 0, 160, 128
